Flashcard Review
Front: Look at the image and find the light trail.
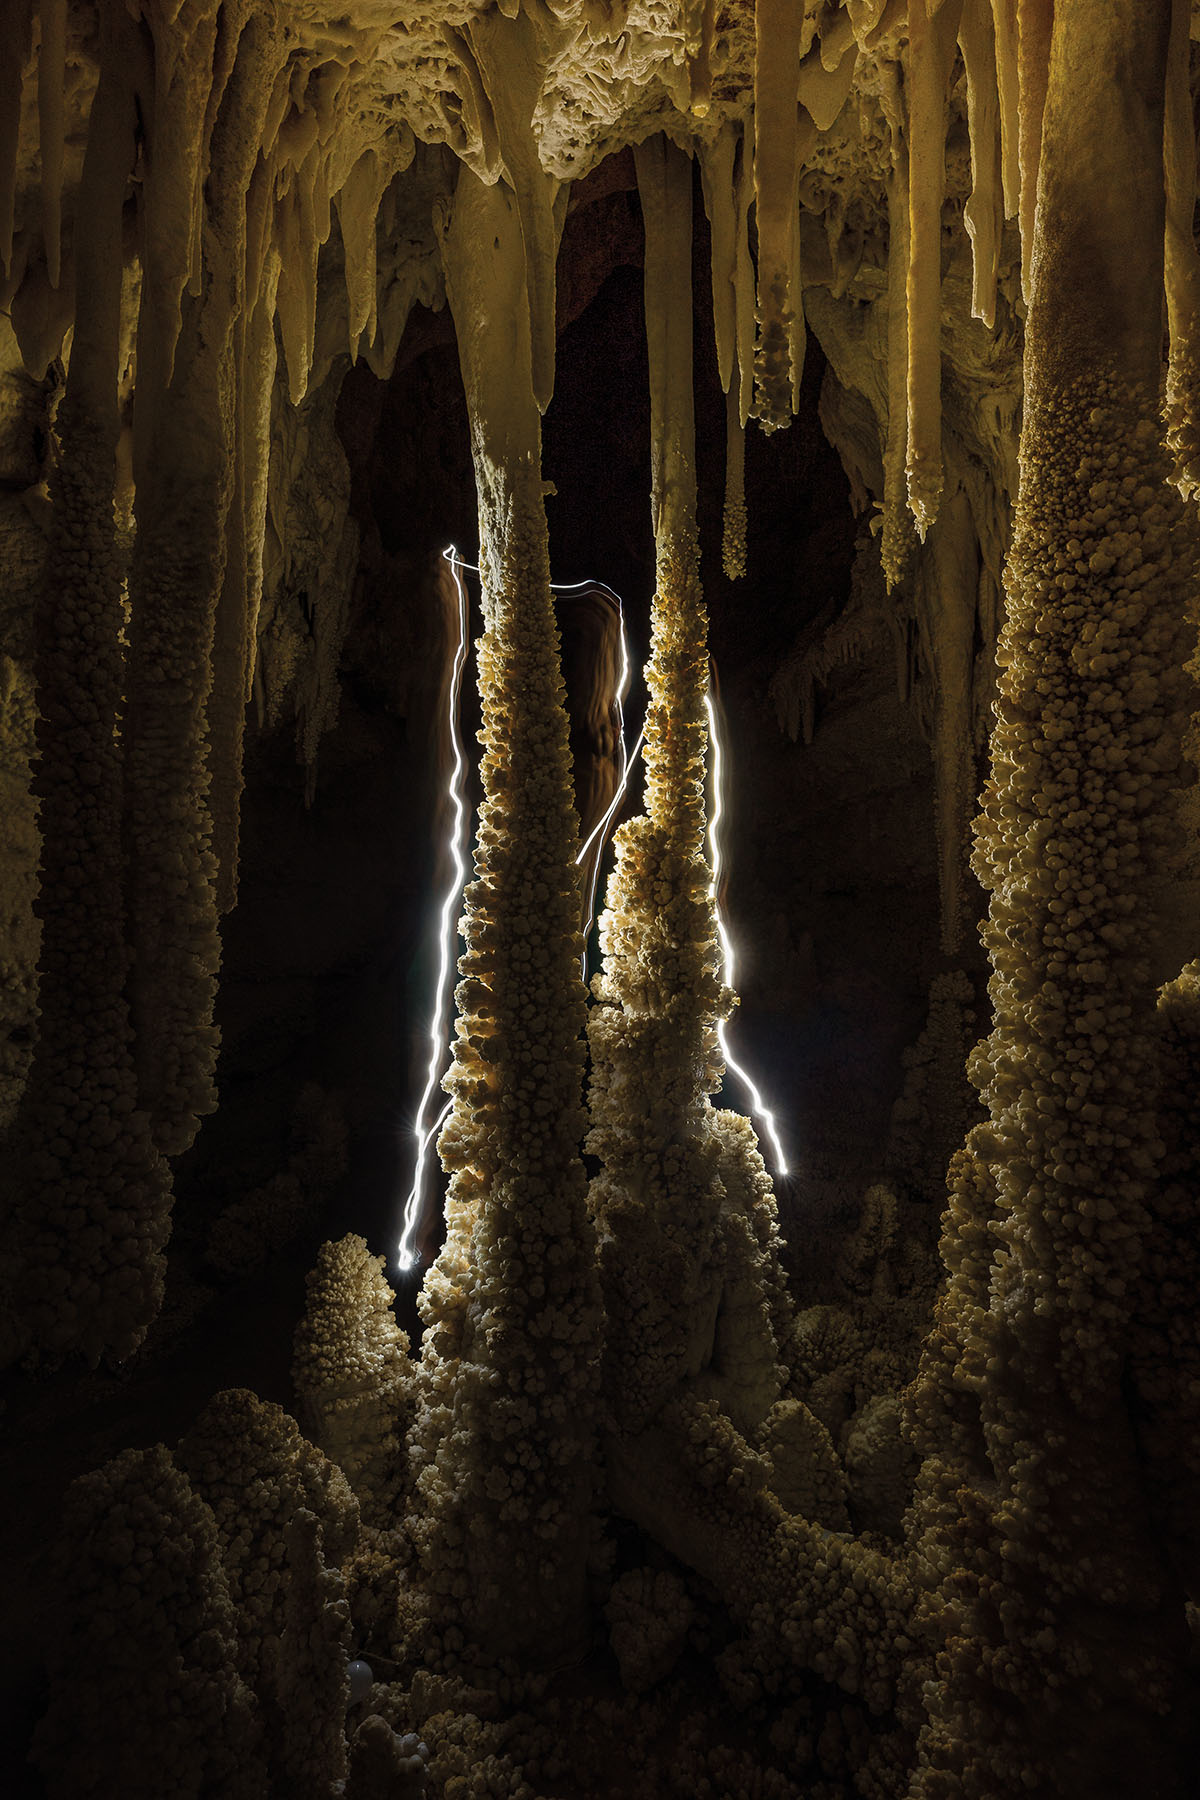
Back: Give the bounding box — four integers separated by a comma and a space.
705, 688, 790, 1175
395, 546, 472, 1275
397, 557, 638, 1273
397, 563, 788, 1278
573, 593, 638, 980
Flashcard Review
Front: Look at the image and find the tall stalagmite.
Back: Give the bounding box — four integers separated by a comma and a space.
407, 164, 601, 1671
906, 4, 1200, 1793
0, 14, 171, 1367
586, 135, 729, 1431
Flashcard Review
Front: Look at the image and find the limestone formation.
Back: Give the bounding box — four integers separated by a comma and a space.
4, 4, 1200, 1797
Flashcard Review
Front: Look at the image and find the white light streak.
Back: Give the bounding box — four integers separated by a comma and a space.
705, 689, 790, 1175
574, 597, 640, 980
395, 547, 471, 1275
397, 558, 639, 1272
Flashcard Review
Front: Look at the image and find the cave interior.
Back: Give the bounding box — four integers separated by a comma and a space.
1, 1, 1199, 1796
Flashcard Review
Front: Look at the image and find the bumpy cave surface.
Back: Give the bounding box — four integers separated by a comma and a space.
1, 3, 1199, 1797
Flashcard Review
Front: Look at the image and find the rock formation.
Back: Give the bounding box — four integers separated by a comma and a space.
2, 3, 1198, 1796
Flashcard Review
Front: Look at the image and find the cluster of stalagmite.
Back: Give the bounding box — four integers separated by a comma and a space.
32, 1393, 369, 1799
6, 3, 1200, 1797
0, 0, 1116, 1363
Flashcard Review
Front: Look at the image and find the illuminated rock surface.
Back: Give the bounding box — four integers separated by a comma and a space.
0, 3, 1198, 1796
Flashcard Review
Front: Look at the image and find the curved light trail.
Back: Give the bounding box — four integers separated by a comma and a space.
395, 546, 471, 1274
397, 557, 639, 1274
705, 688, 790, 1175
397, 561, 789, 1275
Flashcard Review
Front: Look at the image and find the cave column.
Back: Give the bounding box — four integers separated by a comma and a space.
585, 135, 730, 1430
0, 14, 172, 1368
408, 163, 600, 1670
123, 7, 281, 1159
907, 3, 1200, 1792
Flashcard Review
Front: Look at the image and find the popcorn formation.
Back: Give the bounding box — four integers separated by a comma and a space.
3, 4, 1198, 1795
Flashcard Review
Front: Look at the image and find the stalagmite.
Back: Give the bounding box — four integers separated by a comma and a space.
578, 144, 896, 1708
752, 0, 812, 431
294, 1234, 414, 1526
31, 1446, 267, 1799
907, 5, 1200, 1792
9, 4, 1200, 1794
904, 0, 962, 538
0, 23, 172, 1368
408, 163, 600, 1670
587, 134, 728, 1428
723, 380, 747, 580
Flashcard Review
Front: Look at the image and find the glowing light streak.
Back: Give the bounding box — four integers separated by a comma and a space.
395, 546, 471, 1275
705, 689, 790, 1175
397, 557, 639, 1271
574, 598, 639, 979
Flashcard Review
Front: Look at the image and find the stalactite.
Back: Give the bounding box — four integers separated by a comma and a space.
752, 0, 811, 431
1164, 0, 1200, 499
274, 144, 324, 405
914, 480, 979, 952
123, 8, 277, 1156
208, 60, 284, 914
904, 0, 962, 538
0, 26, 172, 1369
1015, 0, 1052, 306
36, 0, 65, 290
733, 116, 757, 430
882, 130, 917, 587
134, 0, 223, 449
684, 0, 717, 113
338, 148, 386, 360
699, 121, 738, 397
990, 0, 1020, 218
0, 1, 32, 283
408, 163, 600, 1671
465, 4, 565, 414
958, 0, 1003, 329
906, 5, 1200, 1792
